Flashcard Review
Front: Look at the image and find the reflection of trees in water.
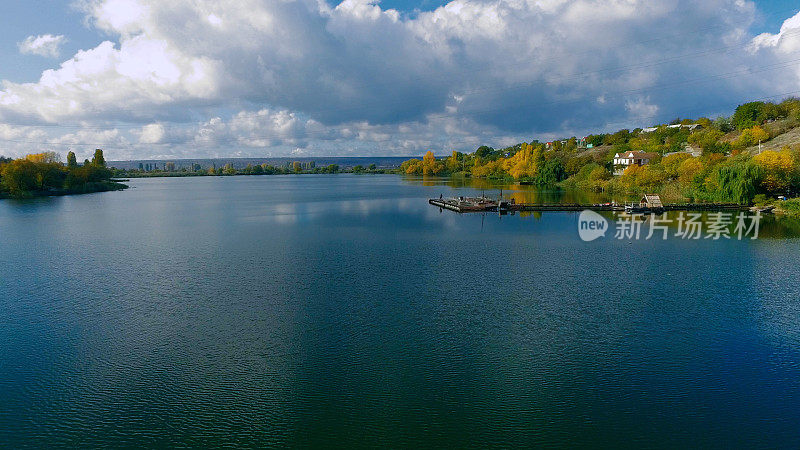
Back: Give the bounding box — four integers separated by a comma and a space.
608, 212, 800, 240
403, 175, 619, 204
517, 211, 543, 220
404, 175, 800, 237
758, 216, 800, 239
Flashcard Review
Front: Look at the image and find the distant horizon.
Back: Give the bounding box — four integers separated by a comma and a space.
106, 155, 416, 170
108, 156, 419, 162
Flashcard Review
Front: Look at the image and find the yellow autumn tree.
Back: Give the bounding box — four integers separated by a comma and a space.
421, 151, 444, 175
733, 126, 769, 148
661, 153, 691, 179
400, 159, 423, 174
472, 158, 489, 177
446, 151, 461, 173
753, 148, 796, 194
503, 143, 543, 179
25, 152, 61, 164
677, 158, 704, 184
472, 159, 504, 178
620, 164, 643, 191
504, 144, 531, 179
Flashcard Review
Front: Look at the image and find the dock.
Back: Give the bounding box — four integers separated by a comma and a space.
429, 196, 749, 214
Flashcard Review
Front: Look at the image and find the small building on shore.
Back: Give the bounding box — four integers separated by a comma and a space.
640, 194, 664, 209
613, 151, 658, 175
639, 123, 704, 134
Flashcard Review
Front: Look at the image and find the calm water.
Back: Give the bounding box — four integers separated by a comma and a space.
2, 175, 800, 447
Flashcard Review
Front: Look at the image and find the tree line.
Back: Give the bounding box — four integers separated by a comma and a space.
400, 98, 800, 204
0, 149, 126, 198
115, 162, 390, 177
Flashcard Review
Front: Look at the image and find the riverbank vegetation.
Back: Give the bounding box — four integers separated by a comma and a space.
401, 98, 800, 205
113, 161, 391, 178
0, 150, 127, 199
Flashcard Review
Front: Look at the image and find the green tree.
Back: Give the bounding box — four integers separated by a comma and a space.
67, 151, 78, 168
585, 134, 606, 147
731, 102, 781, 130
712, 161, 763, 203
713, 116, 733, 132
1, 159, 39, 196
446, 150, 462, 173
688, 129, 725, 154
603, 129, 631, 146
475, 145, 494, 158
536, 158, 566, 185
92, 149, 106, 167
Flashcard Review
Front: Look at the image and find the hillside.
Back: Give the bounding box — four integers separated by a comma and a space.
747, 123, 800, 154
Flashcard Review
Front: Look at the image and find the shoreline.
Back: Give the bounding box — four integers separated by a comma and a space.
0, 181, 128, 200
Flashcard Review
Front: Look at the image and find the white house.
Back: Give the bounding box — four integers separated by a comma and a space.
640, 123, 703, 134
613, 151, 658, 175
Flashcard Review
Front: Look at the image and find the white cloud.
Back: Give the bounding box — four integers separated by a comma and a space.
751, 10, 800, 53
18, 34, 67, 58
0, 0, 799, 159
138, 123, 165, 143
625, 97, 659, 120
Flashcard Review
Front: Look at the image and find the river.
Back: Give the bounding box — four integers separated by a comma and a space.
2, 174, 800, 447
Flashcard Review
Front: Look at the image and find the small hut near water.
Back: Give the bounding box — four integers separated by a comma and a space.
640, 194, 663, 208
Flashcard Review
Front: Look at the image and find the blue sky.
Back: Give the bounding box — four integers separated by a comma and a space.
0, 0, 799, 159
380, 0, 796, 24
379, 0, 449, 12
2, 0, 794, 83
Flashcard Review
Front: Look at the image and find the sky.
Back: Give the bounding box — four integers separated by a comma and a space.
1, 0, 800, 160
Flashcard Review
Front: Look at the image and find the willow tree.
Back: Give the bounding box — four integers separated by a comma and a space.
713, 161, 763, 204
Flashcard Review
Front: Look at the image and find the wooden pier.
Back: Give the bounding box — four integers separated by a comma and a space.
429, 196, 749, 214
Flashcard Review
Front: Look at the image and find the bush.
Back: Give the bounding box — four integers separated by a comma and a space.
733, 126, 769, 149
778, 198, 800, 217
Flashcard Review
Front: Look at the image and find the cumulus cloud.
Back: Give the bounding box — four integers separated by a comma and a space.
0, 0, 799, 159
751, 10, 800, 52
137, 123, 166, 143
18, 34, 66, 58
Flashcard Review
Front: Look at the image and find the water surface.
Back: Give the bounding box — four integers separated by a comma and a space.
2, 175, 800, 447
